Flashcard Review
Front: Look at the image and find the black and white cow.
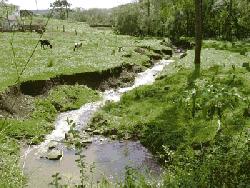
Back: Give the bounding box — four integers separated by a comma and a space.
39, 40, 52, 49
74, 42, 82, 51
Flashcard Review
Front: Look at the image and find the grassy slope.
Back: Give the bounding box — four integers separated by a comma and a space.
0, 18, 165, 91
90, 48, 250, 186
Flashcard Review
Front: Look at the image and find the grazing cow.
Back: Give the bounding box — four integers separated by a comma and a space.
36, 29, 44, 34
39, 40, 52, 49
74, 42, 82, 51
118, 47, 124, 52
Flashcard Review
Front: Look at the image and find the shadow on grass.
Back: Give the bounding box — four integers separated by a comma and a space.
141, 105, 188, 154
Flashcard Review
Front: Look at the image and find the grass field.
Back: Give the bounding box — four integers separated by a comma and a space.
0, 18, 166, 91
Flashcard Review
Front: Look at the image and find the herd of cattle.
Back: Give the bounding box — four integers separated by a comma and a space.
39, 40, 82, 51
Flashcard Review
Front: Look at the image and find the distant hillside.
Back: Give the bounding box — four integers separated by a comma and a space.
30, 9, 50, 15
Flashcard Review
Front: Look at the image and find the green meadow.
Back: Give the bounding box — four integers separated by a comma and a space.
0, 19, 166, 91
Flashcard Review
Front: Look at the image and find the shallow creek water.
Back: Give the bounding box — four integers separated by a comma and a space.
21, 60, 174, 187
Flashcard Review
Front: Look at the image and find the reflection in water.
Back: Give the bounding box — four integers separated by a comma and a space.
21, 137, 161, 188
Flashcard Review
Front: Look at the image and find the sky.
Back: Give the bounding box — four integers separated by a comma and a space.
7, 0, 134, 10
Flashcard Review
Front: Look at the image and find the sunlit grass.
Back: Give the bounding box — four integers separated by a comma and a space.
0, 19, 165, 91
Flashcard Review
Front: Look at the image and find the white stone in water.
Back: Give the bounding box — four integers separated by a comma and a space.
46, 149, 63, 160
81, 137, 92, 144
48, 141, 58, 150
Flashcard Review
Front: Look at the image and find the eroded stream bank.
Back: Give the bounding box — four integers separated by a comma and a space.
0, 63, 141, 118
20, 59, 174, 187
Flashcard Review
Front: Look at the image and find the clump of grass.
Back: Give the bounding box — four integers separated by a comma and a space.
47, 58, 54, 67
240, 48, 247, 56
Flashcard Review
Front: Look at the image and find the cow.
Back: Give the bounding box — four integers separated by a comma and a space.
36, 29, 44, 34
39, 40, 52, 49
74, 42, 82, 51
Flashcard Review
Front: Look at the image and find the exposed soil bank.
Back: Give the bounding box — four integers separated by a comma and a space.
0, 62, 150, 117
20, 63, 141, 96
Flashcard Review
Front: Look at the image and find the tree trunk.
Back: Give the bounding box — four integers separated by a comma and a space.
226, 0, 233, 41
147, 0, 150, 35
66, 5, 68, 19
194, 0, 202, 73
186, 11, 189, 36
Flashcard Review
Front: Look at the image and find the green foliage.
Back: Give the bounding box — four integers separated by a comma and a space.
50, 0, 71, 20
0, 2, 17, 18
49, 172, 64, 188
108, 0, 250, 40
67, 7, 115, 26
47, 58, 54, 67
0, 119, 51, 143
32, 99, 57, 122
203, 40, 250, 55
114, 4, 140, 35
29, 85, 100, 138
162, 129, 249, 187
91, 62, 250, 186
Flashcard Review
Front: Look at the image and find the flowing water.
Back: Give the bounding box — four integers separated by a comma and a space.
21, 59, 174, 187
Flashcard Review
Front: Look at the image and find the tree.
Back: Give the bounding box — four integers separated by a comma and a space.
226, 0, 233, 41
61, 0, 71, 19
146, 0, 151, 35
194, 0, 202, 72
50, 0, 71, 20
114, 4, 140, 35
0, 0, 8, 3
0, 0, 14, 28
20, 10, 33, 18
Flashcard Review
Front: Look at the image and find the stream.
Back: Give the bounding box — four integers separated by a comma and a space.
20, 59, 174, 187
